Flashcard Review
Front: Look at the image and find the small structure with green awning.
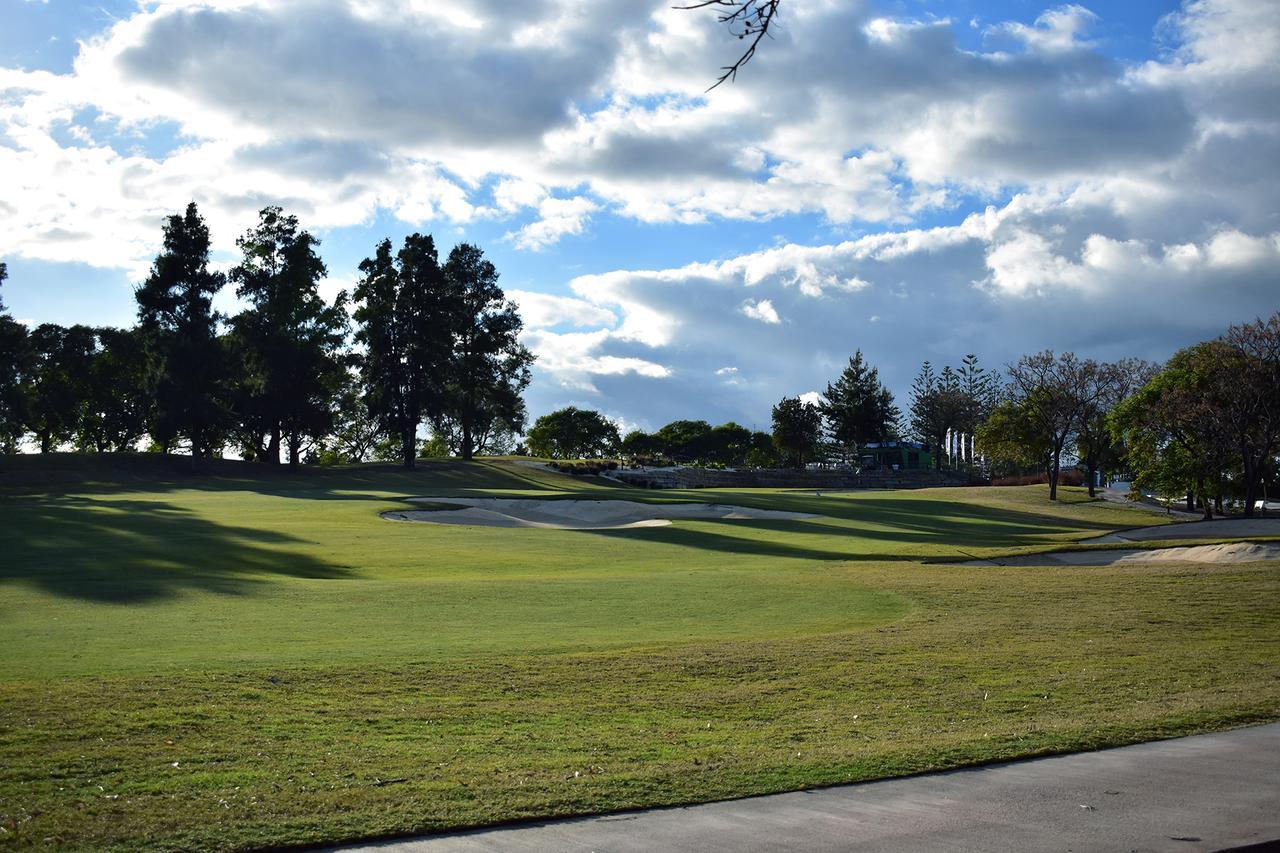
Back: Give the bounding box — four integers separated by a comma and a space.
860, 441, 933, 471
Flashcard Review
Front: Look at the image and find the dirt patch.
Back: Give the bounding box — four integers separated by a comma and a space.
383, 498, 820, 530
961, 541, 1280, 567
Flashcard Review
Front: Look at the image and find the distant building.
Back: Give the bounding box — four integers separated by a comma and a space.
861, 441, 932, 471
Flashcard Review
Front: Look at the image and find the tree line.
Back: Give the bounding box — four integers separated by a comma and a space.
4, 214, 1276, 514
0, 203, 532, 468
528, 318, 1279, 516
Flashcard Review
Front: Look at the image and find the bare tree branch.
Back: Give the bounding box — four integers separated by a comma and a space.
676, 0, 781, 91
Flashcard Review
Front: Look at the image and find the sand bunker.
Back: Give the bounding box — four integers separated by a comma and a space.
962, 541, 1280, 567
1083, 517, 1280, 544
382, 498, 820, 530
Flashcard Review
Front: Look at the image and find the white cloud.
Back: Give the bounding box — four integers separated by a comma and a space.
509, 195, 599, 250
2, 0, 1279, 434
2, 0, 1254, 273
741, 298, 780, 324
798, 391, 825, 408
507, 290, 617, 329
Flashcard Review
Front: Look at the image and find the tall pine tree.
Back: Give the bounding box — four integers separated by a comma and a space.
440, 244, 533, 461
821, 350, 899, 463
229, 207, 348, 467
135, 203, 229, 460
0, 263, 33, 453
353, 234, 453, 468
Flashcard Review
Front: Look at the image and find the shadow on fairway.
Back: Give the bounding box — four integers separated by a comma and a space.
0, 454, 588, 499
0, 494, 349, 603
585, 497, 1124, 561
586, 523, 885, 562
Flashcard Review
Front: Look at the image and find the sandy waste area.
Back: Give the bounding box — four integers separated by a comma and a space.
963, 541, 1280, 567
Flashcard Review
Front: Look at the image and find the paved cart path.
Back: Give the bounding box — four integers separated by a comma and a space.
332, 723, 1280, 853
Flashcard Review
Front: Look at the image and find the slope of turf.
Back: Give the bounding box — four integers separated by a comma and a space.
1, 455, 1277, 850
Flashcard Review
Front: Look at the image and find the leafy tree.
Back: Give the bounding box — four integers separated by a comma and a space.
744, 430, 780, 467
419, 433, 450, 459
428, 408, 522, 457
353, 234, 453, 469
771, 396, 822, 468
706, 421, 755, 466
1110, 342, 1239, 519
230, 206, 349, 468
822, 350, 899, 464
1222, 313, 1280, 516
654, 419, 714, 462
1112, 317, 1280, 517
440, 244, 533, 461
0, 263, 32, 452
24, 324, 97, 453
1006, 351, 1108, 501
1074, 358, 1158, 497
312, 374, 383, 465
134, 203, 230, 460
525, 407, 621, 459
976, 396, 1053, 480
77, 327, 152, 452
621, 429, 662, 461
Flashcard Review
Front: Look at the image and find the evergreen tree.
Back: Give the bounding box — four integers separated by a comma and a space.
821, 350, 899, 463
440, 243, 533, 461
229, 207, 348, 468
0, 263, 33, 452
353, 234, 452, 469
135, 203, 229, 460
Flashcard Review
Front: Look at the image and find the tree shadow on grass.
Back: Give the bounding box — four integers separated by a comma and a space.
584, 523, 886, 563
582, 496, 1128, 562
0, 495, 350, 603
0, 454, 606, 504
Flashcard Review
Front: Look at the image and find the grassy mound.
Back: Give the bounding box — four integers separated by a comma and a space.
0, 455, 1276, 850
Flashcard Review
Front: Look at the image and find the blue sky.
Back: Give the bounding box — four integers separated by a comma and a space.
2, 0, 1278, 431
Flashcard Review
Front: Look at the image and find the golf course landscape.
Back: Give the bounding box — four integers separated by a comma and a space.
2, 455, 1278, 850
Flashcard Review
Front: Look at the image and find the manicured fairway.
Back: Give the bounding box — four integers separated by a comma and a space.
1, 456, 1277, 850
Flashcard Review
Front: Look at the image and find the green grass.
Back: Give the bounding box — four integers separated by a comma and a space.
1, 455, 1277, 850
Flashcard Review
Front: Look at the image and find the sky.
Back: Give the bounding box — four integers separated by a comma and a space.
1, 0, 1277, 434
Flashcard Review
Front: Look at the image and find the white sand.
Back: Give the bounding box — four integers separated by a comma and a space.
382, 498, 820, 530
1082, 517, 1280, 544
961, 541, 1280, 567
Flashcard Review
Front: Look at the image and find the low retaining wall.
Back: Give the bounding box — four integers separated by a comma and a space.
610, 467, 980, 490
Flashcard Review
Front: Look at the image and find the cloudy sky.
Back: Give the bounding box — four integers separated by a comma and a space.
2, 0, 1277, 432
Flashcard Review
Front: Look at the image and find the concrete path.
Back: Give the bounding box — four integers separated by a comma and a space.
332, 723, 1280, 853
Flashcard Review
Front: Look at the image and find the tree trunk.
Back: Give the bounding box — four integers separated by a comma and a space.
402, 425, 416, 470
39, 432, 50, 454
462, 417, 474, 461
1048, 440, 1062, 501
1242, 457, 1258, 518
266, 427, 281, 465
1086, 456, 1098, 498
1186, 492, 1195, 513
1201, 492, 1214, 521
288, 432, 301, 470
